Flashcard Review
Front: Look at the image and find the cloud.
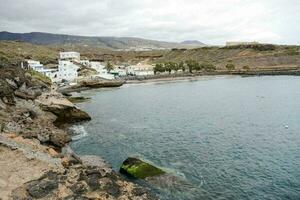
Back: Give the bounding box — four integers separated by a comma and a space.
0, 0, 299, 45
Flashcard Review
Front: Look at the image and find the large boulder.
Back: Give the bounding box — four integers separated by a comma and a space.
120, 157, 165, 179
36, 91, 91, 125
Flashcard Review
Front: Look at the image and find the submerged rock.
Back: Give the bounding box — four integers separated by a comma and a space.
120, 157, 165, 179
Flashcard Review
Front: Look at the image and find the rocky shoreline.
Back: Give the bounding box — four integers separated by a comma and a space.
59, 79, 125, 94
0, 65, 157, 199
125, 68, 300, 84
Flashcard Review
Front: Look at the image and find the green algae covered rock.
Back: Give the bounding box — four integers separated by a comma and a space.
120, 157, 165, 179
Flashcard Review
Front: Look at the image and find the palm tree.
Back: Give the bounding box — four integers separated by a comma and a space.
105, 61, 114, 72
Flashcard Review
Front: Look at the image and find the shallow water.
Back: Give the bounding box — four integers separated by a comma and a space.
71, 76, 300, 200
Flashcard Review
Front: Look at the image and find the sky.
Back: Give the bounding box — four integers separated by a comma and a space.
0, 0, 299, 45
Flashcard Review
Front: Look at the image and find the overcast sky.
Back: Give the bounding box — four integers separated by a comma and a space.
0, 0, 299, 45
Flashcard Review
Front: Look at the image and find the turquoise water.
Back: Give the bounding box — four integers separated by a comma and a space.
71, 76, 300, 200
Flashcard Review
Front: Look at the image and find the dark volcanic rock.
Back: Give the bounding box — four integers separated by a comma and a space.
26, 179, 58, 198
53, 107, 91, 125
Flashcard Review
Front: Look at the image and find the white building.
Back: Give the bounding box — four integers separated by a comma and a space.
41, 69, 60, 83
57, 60, 79, 82
226, 41, 259, 46
21, 60, 61, 82
80, 60, 90, 67
59, 52, 80, 62
113, 65, 127, 76
90, 61, 105, 72
127, 63, 154, 76
89, 61, 115, 80
22, 60, 44, 71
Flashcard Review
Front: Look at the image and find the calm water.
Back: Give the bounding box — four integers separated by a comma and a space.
71, 76, 300, 200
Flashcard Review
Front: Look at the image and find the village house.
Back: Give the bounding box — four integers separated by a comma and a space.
79, 60, 90, 67
21, 60, 44, 71
59, 52, 80, 62
57, 60, 79, 82
113, 65, 127, 76
21, 60, 59, 82
127, 63, 154, 76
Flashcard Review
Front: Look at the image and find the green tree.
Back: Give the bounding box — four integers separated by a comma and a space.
179, 61, 185, 72
164, 62, 172, 74
105, 61, 114, 72
201, 63, 216, 72
185, 60, 199, 73
154, 63, 164, 74
167, 62, 179, 72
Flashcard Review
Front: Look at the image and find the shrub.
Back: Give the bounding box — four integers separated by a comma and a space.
201, 63, 216, 71
154, 63, 165, 74
28, 69, 52, 85
185, 60, 199, 73
286, 49, 299, 56
243, 65, 250, 71
178, 61, 185, 72
226, 63, 235, 71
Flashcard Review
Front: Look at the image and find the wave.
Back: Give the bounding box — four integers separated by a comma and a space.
69, 125, 88, 141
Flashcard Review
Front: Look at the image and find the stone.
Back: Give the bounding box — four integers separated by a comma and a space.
61, 157, 70, 168
67, 96, 91, 103
37, 133, 50, 143
26, 179, 58, 198
69, 181, 88, 194
36, 91, 91, 125
53, 107, 91, 125
6, 133, 18, 138
49, 130, 71, 147
48, 148, 59, 157
120, 158, 165, 179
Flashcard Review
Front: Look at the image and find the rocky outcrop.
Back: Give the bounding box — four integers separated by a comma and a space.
12, 166, 157, 200
36, 91, 91, 125
80, 79, 125, 88
120, 157, 165, 179
67, 96, 91, 103
0, 64, 50, 104
0, 64, 157, 199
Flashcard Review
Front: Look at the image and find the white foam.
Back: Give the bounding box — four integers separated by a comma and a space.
69, 125, 88, 141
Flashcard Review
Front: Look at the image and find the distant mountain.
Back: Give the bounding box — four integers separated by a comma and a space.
0, 31, 204, 50
180, 40, 206, 46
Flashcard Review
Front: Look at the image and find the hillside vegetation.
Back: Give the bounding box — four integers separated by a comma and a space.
155, 45, 300, 70
1, 41, 300, 71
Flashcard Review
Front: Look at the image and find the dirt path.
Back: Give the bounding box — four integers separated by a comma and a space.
0, 135, 63, 200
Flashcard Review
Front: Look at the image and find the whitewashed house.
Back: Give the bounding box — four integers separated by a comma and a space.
42, 69, 60, 82
127, 63, 154, 76
57, 60, 79, 82
22, 60, 44, 71
80, 60, 90, 67
90, 61, 106, 72
90, 61, 115, 80
113, 65, 127, 76
59, 52, 80, 62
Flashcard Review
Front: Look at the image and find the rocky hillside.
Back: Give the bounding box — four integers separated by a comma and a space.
1, 40, 300, 71
0, 41, 58, 65
0, 31, 202, 50
155, 44, 300, 70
